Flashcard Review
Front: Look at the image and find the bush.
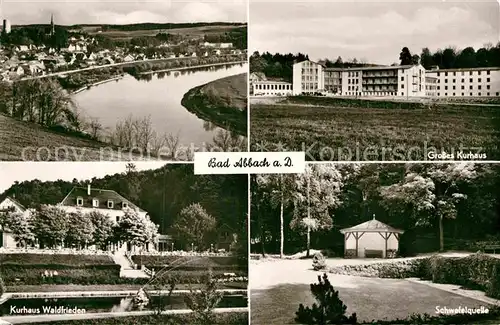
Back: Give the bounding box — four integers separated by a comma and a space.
312, 252, 326, 271
295, 273, 357, 325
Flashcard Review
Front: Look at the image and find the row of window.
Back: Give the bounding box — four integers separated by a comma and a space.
76, 197, 128, 209
436, 70, 492, 77
439, 78, 491, 83
437, 92, 500, 97
255, 84, 292, 90
438, 85, 493, 90
301, 76, 318, 81
348, 79, 359, 84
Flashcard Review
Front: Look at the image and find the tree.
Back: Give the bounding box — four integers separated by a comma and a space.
442, 48, 457, 69
420, 48, 434, 69
456, 47, 477, 68
115, 208, 159, 250
66, 211, 94, 249
88, 211, 114, 250
399, 47, 412, 65
411, 54, 420, 65
256, 174, 296, 258
5, 211, 35, 248
295, 273, 357, 325
291, 164, 344, 257
32, 205, 69, 248
184, 270, 223, 325
334, 56, 343, 68
173, 203, 216, 250
381, 163, 476, 251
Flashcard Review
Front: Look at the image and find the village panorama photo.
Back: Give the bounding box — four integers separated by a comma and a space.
0, 0, 248, 161
0, 162, 248, 325
250, 162, 500, 325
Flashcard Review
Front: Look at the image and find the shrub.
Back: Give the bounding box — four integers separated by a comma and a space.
295, 273, 357, 325
486, 263, 500, 299
312, 252, 326, 271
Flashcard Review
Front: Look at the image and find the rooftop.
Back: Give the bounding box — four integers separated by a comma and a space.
340, 217, 404, 234
60, 186, 145, 212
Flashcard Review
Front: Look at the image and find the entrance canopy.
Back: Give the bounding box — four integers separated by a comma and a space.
340, 215, 404, 258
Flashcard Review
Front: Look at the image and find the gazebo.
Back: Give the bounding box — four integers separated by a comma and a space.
339, 215, 404, 258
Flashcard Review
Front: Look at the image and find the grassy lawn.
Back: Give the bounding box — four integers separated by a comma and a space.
0, 114, 138, 161
250, 98, 500, 161
251, 279, 494, 324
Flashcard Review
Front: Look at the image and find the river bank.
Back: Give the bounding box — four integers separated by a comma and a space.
181, 72, 247, 136
139, 60, 247, 75
70, 75, 124, 94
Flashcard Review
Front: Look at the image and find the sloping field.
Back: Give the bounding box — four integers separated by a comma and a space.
0, 115, 140, 161
250, 97, 500, 161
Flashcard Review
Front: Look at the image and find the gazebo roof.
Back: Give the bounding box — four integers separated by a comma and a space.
339, 216, 404, 234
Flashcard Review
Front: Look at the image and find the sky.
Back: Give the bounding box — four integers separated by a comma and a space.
0, 162, 168, 193
0, 0, 247, 25
250, 0, 500, 65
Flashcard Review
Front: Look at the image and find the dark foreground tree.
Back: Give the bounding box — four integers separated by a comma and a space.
295, 273, 357, 325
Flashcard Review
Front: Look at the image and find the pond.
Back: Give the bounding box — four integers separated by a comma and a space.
0, 294, 247, 316
73, 63, 248, 149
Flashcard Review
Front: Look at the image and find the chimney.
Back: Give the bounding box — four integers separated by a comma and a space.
87, 184, 91, 196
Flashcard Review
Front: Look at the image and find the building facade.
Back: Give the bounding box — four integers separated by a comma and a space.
292, 60, 500, 98
426, 67, 500, 98
252, 80, 293, 96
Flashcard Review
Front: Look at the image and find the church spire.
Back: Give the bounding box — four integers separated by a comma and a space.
50, 14, 55, 36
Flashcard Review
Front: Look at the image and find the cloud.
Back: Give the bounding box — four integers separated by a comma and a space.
250, 1, 498, 64
1, 0, 247, 25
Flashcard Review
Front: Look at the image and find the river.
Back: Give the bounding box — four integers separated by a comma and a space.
73, 63, 248, 149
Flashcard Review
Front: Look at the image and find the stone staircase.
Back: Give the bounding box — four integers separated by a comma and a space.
112, 251, 150, 279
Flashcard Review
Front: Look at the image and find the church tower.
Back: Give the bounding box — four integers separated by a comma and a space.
50, 14, 55, 36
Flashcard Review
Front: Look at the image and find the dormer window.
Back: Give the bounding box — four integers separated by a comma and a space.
107, 200, 114, 209
76, 197, 83, 207
92, 199, 99, 208
122, 202, 128, 209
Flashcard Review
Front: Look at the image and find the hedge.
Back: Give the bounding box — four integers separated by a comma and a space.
0, 254, 114, 266
19, 312, 249, 325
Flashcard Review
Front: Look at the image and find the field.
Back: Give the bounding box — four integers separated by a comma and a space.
0, 114, 141, 161
84, 25, 246, 40
181, 72, 247, 136
250, 97, 500, 161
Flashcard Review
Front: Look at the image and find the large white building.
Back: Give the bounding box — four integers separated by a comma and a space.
426, 67, 500, 98
292, 60, 500, 98
252, 80, 293, 96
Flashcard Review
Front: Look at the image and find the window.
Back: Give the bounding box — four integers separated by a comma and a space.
461, 79, 464, 83
479, 93, 481, 96
470, 93, 473, 96
487, 78, 490, 82
445, 93, 448, 96
453, 86, 456, 90
462, 93, 464, 96
470, 85, 473, 90
478, 85, 482, 90
116, 216, 120, 223
437, 72, 440, 77
401, 84, 404, 89
92, 198, 99, 208
453, 79, 456, 83
461, 71, 465, 76
437, 86, 440, 90
122, 202, 128, 208
76, 197, 83, 207
401, 92, 404, 96
453, 72, 456, 76
487, 70, 490, 75
461, 85, 464, 90
478, 71, 481, 75
453, 93, 455, 96
469, 78, 473, 83
445, 86, 448, 90
107, 200, 114, 209
445, 72, 448, 76
438, 93, 440, 96
470, 71, 473, 75
445, 79, 448, 83
401, 76, 404, 81
487, 85, 490, 90
487, 93, 490, 96
478, 78, 482, 82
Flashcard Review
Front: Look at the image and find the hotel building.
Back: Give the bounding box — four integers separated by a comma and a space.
292, 60, 500, 98
252, 80, 293, 96
425, 67, 500, 98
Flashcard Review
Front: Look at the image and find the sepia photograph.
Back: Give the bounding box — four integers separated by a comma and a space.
0, 0, 248, 162
250, 163, 500, 324
249, 0, 500, 161
0, 162, 248, 324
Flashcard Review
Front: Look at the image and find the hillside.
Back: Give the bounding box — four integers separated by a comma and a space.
181, 72, 247, 136
0, 114, 136, 161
